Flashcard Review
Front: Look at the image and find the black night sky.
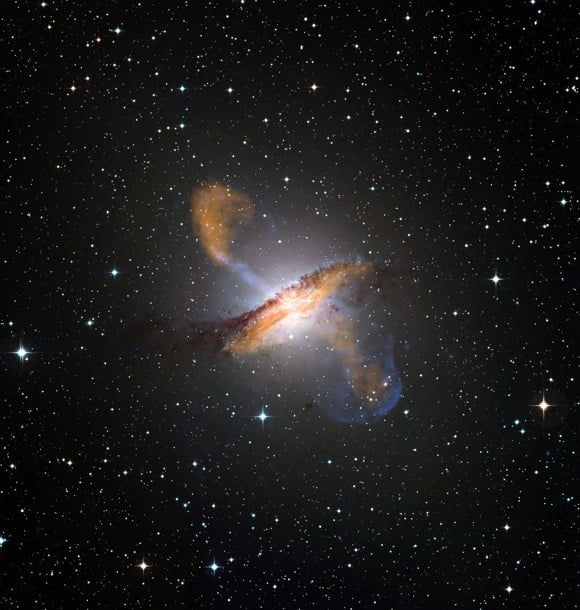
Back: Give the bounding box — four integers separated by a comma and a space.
2, 2, 578, 608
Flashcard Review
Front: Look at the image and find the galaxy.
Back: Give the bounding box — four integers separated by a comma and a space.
187, 182, 402, 424
2, 2, 578, 609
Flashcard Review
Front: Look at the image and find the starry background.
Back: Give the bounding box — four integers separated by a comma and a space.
1, 1, 578, 608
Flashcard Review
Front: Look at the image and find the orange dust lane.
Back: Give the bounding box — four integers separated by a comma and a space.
224, 261, 373, 355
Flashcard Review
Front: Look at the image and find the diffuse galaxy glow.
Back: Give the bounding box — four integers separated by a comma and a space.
190, 182, 402, 423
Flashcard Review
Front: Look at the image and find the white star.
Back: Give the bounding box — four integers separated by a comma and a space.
310, 83, 318, 91
504, 524, 510, 531
538, 397, 550, 411
138, 559, 150, 573
16, 347, 27, 360
490, 272, 501, 285
506, 585, 513, 594
209, 561, 221, 574
110, 268, 119, 277
257, 410, 269, 422
114, 27, 122, 35
0, 536, 6, 547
